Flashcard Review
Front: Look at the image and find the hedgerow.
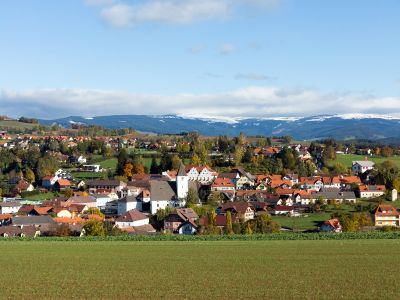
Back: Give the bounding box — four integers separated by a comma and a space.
2, 231, 400, 242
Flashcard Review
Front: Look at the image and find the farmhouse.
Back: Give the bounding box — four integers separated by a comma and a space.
87, 180, 126, 193
374, 204, 400, 227
115, 209, 149, 228
358, 185, 386, 198
164, 208, 198, 233
352, 160, 375, 174
311, 188, 357, 203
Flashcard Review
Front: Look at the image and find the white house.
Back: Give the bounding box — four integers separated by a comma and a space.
0, 202, 22, 214
93, 194, 112, 209
118, 195, 142, 215
115, 209, 149, 228
359, 185, 386, 198
150, 180, 183, 214
352, 160, 375, 174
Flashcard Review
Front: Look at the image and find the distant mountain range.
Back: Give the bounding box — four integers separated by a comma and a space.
39, 114, 400, 140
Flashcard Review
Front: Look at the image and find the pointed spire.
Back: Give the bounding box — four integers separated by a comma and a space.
177, 163, 187, 176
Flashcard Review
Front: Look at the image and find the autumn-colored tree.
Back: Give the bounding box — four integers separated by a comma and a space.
132, 163, 145, 175
382, 146, 394, 157
191, 153, 201, 165
83, 219, 105, 236
123, 163, 133, 179
233, 146, 244, 166
171, 155, 182, 170
25, 168, 35, 183
86, 207, 105, 219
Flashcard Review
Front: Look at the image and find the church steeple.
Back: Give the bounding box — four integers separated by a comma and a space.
176, 163, 188, 199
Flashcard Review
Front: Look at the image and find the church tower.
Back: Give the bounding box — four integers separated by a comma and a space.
176, 163, 189, 199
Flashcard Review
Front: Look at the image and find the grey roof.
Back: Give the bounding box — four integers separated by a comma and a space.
68, 196, 96, 203
150, 180, 177, 201
177, 163, 187, 176
352, 161, 375, 167
313, 188, 356, 200
12, 215, 56, 226
119, 195, 139, 203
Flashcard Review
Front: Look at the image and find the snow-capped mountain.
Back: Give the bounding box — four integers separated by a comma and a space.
40, 114, 400, 140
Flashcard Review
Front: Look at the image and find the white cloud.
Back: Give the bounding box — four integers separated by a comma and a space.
235, 73, 273, 81
219, 43, 236, 55
1, 87, 400, 119
100, 0, 230, 27
87, 0, 280, 27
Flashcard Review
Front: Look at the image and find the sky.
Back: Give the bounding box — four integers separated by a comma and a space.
0, 0, 399, 119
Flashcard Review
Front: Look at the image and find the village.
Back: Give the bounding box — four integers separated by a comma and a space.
1, 125, 400, 238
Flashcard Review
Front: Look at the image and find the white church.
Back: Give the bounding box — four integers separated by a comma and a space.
149, 163, 190, 214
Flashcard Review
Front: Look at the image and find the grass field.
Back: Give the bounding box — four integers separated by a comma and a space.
0, 120, 38, 130
0, 239, 399, 299
329, 154, 400, 168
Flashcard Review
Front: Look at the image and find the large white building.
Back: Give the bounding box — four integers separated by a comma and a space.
352, 160, 375, 174
185, 165, 217, 183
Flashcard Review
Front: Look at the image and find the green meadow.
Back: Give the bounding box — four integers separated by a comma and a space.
0, 239, 399, 299
329, 154, 400, 168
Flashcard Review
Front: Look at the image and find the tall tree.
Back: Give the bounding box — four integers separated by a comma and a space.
186, 188, 200, 205
225, 211, 233, 235
150, 157, 159, 174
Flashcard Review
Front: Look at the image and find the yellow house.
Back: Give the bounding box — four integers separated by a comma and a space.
374, 204, 400, 227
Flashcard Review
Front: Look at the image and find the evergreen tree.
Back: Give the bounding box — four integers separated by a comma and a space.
150, 157, 159, 174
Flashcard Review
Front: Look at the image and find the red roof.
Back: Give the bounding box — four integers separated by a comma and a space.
212, 178, 235, 188
57, 179, 72, 187
53, 217, 83, 224
374, 204, 399, 216
359, 185, 386, 192
0, 214, 12, 221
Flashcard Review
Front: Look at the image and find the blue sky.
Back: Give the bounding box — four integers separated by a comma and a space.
0, 0, 399, 119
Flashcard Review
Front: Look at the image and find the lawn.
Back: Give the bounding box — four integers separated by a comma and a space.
328, 154, 400, 168
98, 158, 118, 171
0, 240, 399, 299
21, 192, 57, 201
272, 212, 332, 231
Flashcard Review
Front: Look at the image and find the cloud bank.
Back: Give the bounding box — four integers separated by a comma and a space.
87, 0, 280, 27
2, 87, 400, 119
